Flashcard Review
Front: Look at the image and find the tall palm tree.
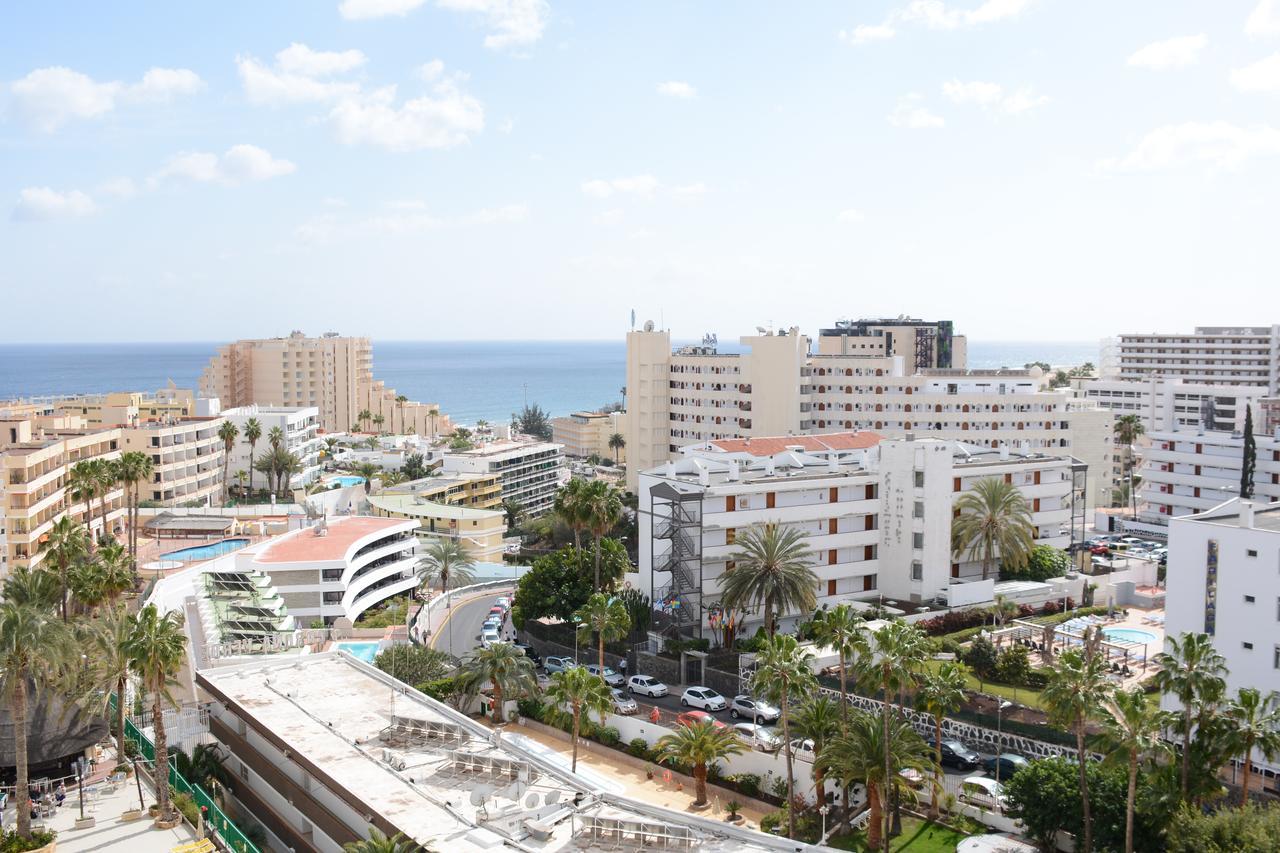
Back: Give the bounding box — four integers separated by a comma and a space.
812, 604, 867, 728
0, 601, 77, 839
917, 661, 969, 819
1153, 631, 1228, 801
721, 523, 816, 637
500, 498, 525, 531
395, 394, 409, 434
3, 567, 62, 610
951, 477, 1035, 580
608, 432, 625, 465
416, 538, 476, 604
67, 460, 100, 543
868, 620, 927, 847
116, 451, 154, 574
233, 469, 249, 496
821, 711, 931, 852
268, 425, 284, 452
583, 480, 623, 590
358, 409, 373, 432
751, 634, 816, 838
96, 541, 134, 605
654, 719, 746, 806
44, 516, 88, 622
1114, 414, 1145, 516
93, 457, 119, 540
217, 420, 239, 503
1223, 687, 1280, 807
1042, 640, 1113, 853
124, 604, 187, 822
544, 666, 613, 772
372, 413, 385, 434
243, 417, 262, 496
1093, 686, 1170, 853
458, 642, 537, 725
276, 451, 302, 497
554, 478, 590, 551
574, 593, 631, 680
792, 695, 842, 809
343, 828, 427, 852
68, 559, 107, 617
356, 461, 380, 493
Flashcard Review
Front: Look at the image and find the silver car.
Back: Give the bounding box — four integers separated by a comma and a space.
730, 695, 781, 723
732, 723, 783, 752
611, 688, 638, 715
585, 664, 625, 687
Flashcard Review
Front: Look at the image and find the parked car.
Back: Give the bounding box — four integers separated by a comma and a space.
488, 605, 507, 620
611, 688, 638, 715
480, 626, 501, 647
676, 710, 728, 730
960, 776, 1009, 811
680, 687, 728, 712
899, 768, 925, 789
627, 675, 669, 697
730, 695, 781, 723
731, 723, 783, 752
982, 753, 1031, 780
544, 656, 578, 674
790, 737, 817, 763
512, 642, 541, 665
585, 664, 625, 687
940, 739, 981, 770
494, 596, 511, 608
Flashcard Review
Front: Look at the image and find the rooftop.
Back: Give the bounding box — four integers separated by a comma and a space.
445, 439, 563, 458
709, 431, 884, 456
252, 516, 410, 563
367, 492, 503, 521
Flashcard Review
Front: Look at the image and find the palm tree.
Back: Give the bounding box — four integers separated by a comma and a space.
44, 516, 88, 622
1114, 414, 1145, 516
459, 642, 537, 725
989, 593, 1019, 630
582, 480, 623, 590
96, 541, 133, 604
86, 604, 137, 757
358, 409, 373, 432
343, 828, 426, 852
554, 478, 591, 551
415, 538, 476, 604
373, 414, 385, 434
276, 451, 302, 497
544, 666, 613, 772
821, 711, 931, 852
243, 417, 262, 496
868, 620, 926, 847
811, 604, 867, 728
545, 665, 614, 771
608, 432, 625, 465
792, 695, 842, 809
501, 498, 525, 530
1042, 640, 1113, 853
68, 559, 107, 616
654, 720, 746, 806
233, 469, 248, 496
917, 661, 969, 819
721, 523, 816, 637
1094, 686, 1170, 853
574, 593, 631, 680
378, 471, 407, 489
951, 477, 1035, 580
1223, 687, 1280, 807
268, 425, 285, 452
395, 395, 409, 434
67, 460, 100, 543
217, 420, 239, 503
356, 461, 380, 492
93, 457, 119, 540
3, 567, 62, 610
124, 604, 187, 822
751, 634, 816, 838
0, 601, 77, 839
1153, 631, 1228, 801
116, 451, 154, 574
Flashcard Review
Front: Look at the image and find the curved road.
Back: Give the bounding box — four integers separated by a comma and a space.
427, 591, 513, 658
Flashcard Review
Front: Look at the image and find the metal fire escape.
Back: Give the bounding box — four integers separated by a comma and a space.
650, 482, 704, 641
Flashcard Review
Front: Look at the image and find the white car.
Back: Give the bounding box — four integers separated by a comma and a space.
611, 688, 638, 715
495, 596, 511, 608
680, 687, 727, 712
732, 723, 782, 752
481, 626, 501, 647
790, 738, 817, 763
627, 675, 669, 697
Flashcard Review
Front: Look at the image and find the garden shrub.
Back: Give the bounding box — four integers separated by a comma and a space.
627, 737, 651, 759
597, 726, 621, 747
0, 829, 58, 852
729, 772, 761, 797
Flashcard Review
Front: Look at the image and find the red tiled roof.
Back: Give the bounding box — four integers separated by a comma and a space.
253, 516, 408, 563
709, 431, 884, 457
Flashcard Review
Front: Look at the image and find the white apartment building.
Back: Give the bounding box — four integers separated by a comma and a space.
440, 439, 566, 517
1163, 499, 1280, 779
220, 405, 324, 489
1101, 325, 1280, 393
1139, 428, 1280, 523
625, 324, 1113, 504
635, 431, 1079, 637
1077, 376, 1266, 434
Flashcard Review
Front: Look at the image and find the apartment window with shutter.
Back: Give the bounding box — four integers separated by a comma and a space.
726, 495, 735, 512
913, 501, 924, 519
914, 471, 925, 488
951, 562, 960, 578
913, 532, 924, 549
865, 515, 876, 531
864, 544, 876, 560
829, 487, 839, 503
766, 492, 776, 509
1004, 473, 1012, 484
1033, 498, 1041, 512
865, 484, 877, 500
863, 575, 877, 591
1034, 470, 1041, 485
829, 518, 837, 535
725, 560, 735, 572
827, 579, 837, 596
829, 549, 837, 565
911, 561, 923, 581
726, 528, 735, 545
953, 477, 961, 492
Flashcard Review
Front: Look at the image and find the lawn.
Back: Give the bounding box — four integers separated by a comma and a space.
828, 816, 971, 852
919, 659, 1047, 711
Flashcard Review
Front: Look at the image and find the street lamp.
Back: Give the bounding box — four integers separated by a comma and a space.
818, 803, 830, 839
995, 700, 1014, 783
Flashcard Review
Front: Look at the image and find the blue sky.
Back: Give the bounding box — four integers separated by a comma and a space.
2, 0, 1277, 343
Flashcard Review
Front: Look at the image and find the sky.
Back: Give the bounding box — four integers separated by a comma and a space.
2, 0, 1278, 344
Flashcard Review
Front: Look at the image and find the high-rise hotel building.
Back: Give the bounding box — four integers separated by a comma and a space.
1101, 325, 1280, 393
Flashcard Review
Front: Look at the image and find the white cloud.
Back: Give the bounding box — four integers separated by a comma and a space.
843, 0, 1029, 43
1000, 87, 1049, 114
418, 59, 446, 82
839, 24, 896, 44
836, 208, 866, 224
1099, 121, 1280, 172
593, 208, 624, 225
8, 65, 203, 131
437, 0, 550, 51
942, 80, 1047, 114
276, 43, 367, 76
294, 202, 526, 242
1128, 34, 1207, 70
463, 203, 529, 224
12, 187, 96, 221
1247, 0, 1280, 38
657, 80, 696, 99
581, 176, 661, 199
150, 144, 296, 186
498, 117, 515, 133
338, 0, 427, 19
328, 78, 485, 151
237, 45, 364, 104
97, 177, 138, 199
671, 182, 707, 200
888, 94, 945, 129
1231, 53, 1280, 92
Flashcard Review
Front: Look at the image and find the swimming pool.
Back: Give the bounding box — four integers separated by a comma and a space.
329, 475, 365, 488
1103, 627, 1157, 645
335, 641, 381, 663
160, 538, 250, 561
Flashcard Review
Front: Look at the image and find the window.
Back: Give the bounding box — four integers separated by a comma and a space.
914, 471, 925, 488
1247, 549, 1258, 558
725, 528, 736, 545
1275, 646, 1280, 670
1204, 539, 1219, 636
953, 477, 961, 492
1244, 642, 1254, 650
863, 574, 877, 591
827, 579, 837, 596
766, 492, 776, 509
913, 532, 924, 549
911, 561, 923, 581
1245, 595, 1256, 603
913, 501, 924, 519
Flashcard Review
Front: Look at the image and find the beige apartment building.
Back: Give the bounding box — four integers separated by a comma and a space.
625, 324, 1114, 507
550, 410, 627, 463
122, 417, 227, 507
199, 331, 452, 436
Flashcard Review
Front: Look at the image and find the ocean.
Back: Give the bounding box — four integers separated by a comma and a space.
0, 339, 1098, 425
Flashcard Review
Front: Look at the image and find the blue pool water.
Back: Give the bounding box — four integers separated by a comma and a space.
1103, 628, 1157, 645
336, 641, 381, 663
329, 475, 365, 488
160, 538, 250, 561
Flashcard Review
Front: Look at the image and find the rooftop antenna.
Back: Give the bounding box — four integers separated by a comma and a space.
630, 308, 636, 330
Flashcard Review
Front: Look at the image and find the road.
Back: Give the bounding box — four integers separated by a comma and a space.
427, 591, 514, 658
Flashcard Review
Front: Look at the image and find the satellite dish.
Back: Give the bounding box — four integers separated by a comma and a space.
643, 319, 655, 332
525, 793, 540, 809
470, 789, 488, 807
545, 790, 561, 805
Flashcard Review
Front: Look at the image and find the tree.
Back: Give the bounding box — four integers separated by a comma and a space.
721, 523, 816, 637
868, 620, 928, 847
811, 604, 867, 731
1114, 414, 1145, 518
545, 666, 612, 771
356, 461, 380, 493
964, 635, 999, 685
1223, 687, 1280, 806
44, 516, 88, 622
90, 604, 136, 758
988, 593, 1019, 629
1167, 802, 1280, 853
554, 478, 591, 551
0, 600, 77, 840
403, 452, 428, 481
1094, 687, 1171, 853
654, 720, 746, 806
415, 539, 476, 602
1005, 756, 1088, 851
217, 420, 239, 503
116, 451, 154, 574
1154, 631, 1228, 801
343, 828, 427, 852
821, 711, 931, 852
243, 417, 262, 496
1241, 404, 1256, 499
234, 469, 249, 496
792, 695, 842, 808
91, 457, 118, 544
608, 432, 625, 465
512, 403, 552, 441
458, 642, 537, 725
582, 480, 623, 590
951, 477, 1035, 580
501, 498, 525, 530
124, 604, 188, 822
373, 413, 385, 433
510, 543, 626, 627
358, 409, 373, 432
68, 558, 107, 617
374, 645, 453, 686
67, 460, 100, 544
1004, 544, 1070, 582
3, 567, 61, 611
1042, 640, 1113, 853
917, 661, 968, 819
751, 634, 816, 839
574, 593, 630, 679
